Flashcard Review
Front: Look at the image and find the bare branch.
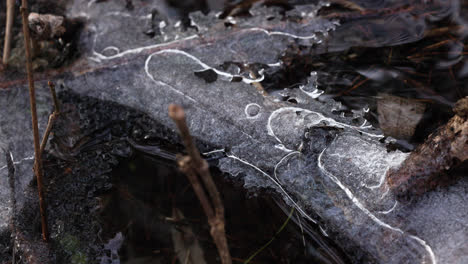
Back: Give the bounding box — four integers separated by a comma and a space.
169, 104, 231, 264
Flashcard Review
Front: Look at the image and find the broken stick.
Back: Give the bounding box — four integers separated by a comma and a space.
169, 104, 232, 264
387, 96, 468, 200
39, 81, 60, 155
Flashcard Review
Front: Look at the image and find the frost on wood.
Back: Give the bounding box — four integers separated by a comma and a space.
0, 1, 467, 263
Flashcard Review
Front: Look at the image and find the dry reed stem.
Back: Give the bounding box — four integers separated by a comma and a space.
2, 0, 15, 66
20, 0, 49, 242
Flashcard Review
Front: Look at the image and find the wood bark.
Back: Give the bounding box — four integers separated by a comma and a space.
387, 97, 468, 200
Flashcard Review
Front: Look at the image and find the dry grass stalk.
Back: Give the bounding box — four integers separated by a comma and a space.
20, 0, 49, 242
169, 104, 232, 264
2, 0, 15, 66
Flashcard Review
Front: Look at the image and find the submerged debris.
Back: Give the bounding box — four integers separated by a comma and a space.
171, 208, 208, 264
377, 93, 426, 140
387, 96, 468, 200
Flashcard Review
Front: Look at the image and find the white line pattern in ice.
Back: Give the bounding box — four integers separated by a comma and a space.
227, 153, 316, 224
152, 49, 265, 84
0, 155, 34, 172
244, 103, 262, 119
267, 107, 383, 146
90, 35, 199, 62
144, 52, 197, 103
318, 148, 436, 264
273, 151, 300, 182
247, 27, 318, 40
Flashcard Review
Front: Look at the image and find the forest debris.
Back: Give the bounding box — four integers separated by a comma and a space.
170, 208, 208, 264
28, 12, 66, 40
377, 94, 426, 140
453, 97, 468, 118
450, 97, 468, 160
387, 96, 468, 200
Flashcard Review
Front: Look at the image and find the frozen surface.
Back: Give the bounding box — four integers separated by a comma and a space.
0, 0, 467, 263
0, 86, 51, 232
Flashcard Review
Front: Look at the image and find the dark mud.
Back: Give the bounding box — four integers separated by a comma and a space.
5, 89, 183, 263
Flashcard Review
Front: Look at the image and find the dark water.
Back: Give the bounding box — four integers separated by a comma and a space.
261, 0, 468, 149
99, 151, 348, 264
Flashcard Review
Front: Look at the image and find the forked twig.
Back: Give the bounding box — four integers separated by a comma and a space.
20, 0, 49, 242
169, 104, 232, 264
2, 0, 15, 66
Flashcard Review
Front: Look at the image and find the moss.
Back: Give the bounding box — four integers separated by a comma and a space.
59, 234, 89, 264
70, 252, 88, 264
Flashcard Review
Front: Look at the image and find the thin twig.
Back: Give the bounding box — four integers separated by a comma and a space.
178, 156, 215, 220
38, 82, 60, 154
197, 159, 224, 218
39, 111, 58, 155
169, 105, 203, 165
169, 104, 232, 264
48, 81, 60, 112
2, 0, 15, 66
20, 0, 49, 242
